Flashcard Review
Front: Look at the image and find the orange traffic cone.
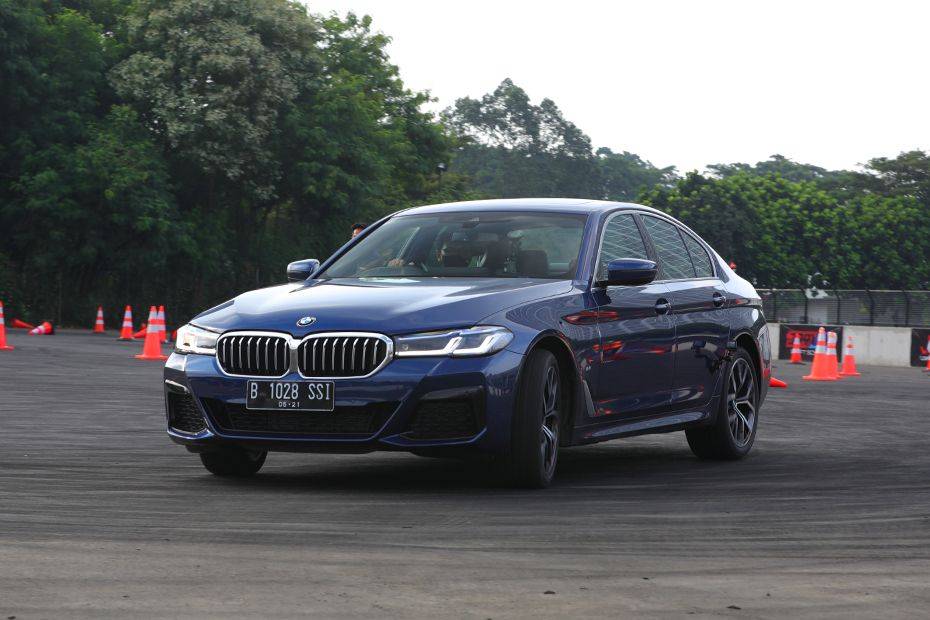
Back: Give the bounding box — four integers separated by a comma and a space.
789, 334, 804, 364
769, 377, 787, 388
924, 336, 930, 373
118, 305, 134, 340
803, 327, 836, 381
135, 307, 167, 361
839, 335, 860, 376
93, 305, 105, 333
11, 318, 34, 330
135, 306, 155, 339
825, 331, 841, 380
28, 321, 53, 335
157, 305, 167, 343
0, 301, 13, 351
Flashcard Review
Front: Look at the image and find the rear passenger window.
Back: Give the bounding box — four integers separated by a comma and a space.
641, 216, 695, 280
596, 214, 649, 280
682, 232, 715, 278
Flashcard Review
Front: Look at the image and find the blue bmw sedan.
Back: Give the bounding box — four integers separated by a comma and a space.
165, 199, 771, 487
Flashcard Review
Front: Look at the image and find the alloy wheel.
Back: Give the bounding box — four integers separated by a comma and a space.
727, 358, 756, 447
540, 365, 560, 478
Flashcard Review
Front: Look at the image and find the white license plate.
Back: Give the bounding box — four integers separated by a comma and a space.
245, 380, 335, 411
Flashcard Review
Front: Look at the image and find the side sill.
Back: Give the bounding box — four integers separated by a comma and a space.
575, 409, 710, 444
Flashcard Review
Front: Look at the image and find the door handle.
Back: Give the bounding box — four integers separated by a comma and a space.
712, 292, 726, 308
654, 298, 671, 315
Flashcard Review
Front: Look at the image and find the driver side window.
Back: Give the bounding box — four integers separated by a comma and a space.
596, 214, 649, 281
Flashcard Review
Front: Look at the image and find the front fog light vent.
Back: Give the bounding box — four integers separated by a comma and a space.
167, 391, 206, 434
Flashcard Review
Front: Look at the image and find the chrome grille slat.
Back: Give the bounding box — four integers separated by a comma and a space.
216, 331, 391, 378
216, 333, 290, 378
297, 334, 390, 378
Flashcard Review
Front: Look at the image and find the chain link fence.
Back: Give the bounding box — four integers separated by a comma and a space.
758, 289, 930, 327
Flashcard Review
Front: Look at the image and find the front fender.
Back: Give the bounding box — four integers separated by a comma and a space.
727, 306, 771, 404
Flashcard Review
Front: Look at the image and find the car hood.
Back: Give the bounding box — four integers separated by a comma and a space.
193, 277, 572, 335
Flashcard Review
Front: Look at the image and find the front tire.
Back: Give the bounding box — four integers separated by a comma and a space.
505, 349, 563, 488
199, 447, 267, 477
686, 348, 759, 460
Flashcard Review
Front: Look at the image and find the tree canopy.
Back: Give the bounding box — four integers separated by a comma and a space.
0, 0, 455, 323
443, 78, 674, 201
1, 1, 928, 326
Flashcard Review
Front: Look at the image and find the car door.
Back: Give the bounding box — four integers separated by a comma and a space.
589, 213, 674, 420
639, 215, 730, 410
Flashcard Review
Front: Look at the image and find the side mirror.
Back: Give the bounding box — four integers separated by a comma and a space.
287, 258, 320, 282
600, 258, 658, 287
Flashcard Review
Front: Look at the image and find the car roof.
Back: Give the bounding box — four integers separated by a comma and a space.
396, 198, 664, 217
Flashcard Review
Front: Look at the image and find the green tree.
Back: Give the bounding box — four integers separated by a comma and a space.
111, 0, 319, 205
598, 148, 676, 201
0, 1, 111, 319
109, 3, 454, 305
4, 0, 928, 326
707, 154, 840, 184
276, 12, 453, 258
642, 171, 930, 289
443, 78, 601, 198
858, 150, 930, 205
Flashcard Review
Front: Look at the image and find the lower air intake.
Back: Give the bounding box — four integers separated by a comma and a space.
202, 399, 397, 436
404, 388, 485, 440
167, 391, 206, 434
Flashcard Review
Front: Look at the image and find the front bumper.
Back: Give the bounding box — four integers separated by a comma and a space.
163, 348, 523, 454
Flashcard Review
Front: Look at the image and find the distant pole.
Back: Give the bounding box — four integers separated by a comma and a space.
437, 162, 446, 189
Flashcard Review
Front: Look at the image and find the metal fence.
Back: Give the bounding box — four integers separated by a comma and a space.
758, 289, 930, 327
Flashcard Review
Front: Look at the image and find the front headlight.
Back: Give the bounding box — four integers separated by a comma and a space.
174, 324, 220, 355
394, 326, 513, 358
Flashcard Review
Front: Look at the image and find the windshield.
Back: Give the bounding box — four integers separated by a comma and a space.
320, 211, 587, 279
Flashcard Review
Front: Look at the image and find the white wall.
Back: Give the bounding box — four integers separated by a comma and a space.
767, 322, 916, 367
843, 326, 914, 367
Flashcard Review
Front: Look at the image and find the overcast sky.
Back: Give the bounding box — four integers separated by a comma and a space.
306, 0, 928, 173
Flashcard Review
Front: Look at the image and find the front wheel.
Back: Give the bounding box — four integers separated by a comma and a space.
504, 349, 563, 488
686, 348, 759, 460
199, 447, 267, 477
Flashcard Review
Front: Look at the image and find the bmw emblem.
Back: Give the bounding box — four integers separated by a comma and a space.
296, 316, 316, 327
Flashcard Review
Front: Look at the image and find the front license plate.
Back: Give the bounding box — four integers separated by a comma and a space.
245, 380, 335, 412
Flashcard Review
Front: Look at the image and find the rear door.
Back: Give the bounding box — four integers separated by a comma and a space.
590, 213, 674, 420
639, 215, 729, 410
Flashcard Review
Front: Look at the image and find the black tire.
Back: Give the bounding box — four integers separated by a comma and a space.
199, 447, 267, 477
504, 349, 564, 488
686, 348, 759, 460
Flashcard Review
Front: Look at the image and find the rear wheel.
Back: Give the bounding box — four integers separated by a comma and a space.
686, 348, 759, 460
199, 447, 267, 477
505, 349, 563, 488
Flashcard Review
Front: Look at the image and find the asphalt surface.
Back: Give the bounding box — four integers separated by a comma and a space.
1, 329, 929, 618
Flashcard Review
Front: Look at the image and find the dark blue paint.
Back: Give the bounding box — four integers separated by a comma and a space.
603, 258, 659, 286
165, 199, 770, 457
